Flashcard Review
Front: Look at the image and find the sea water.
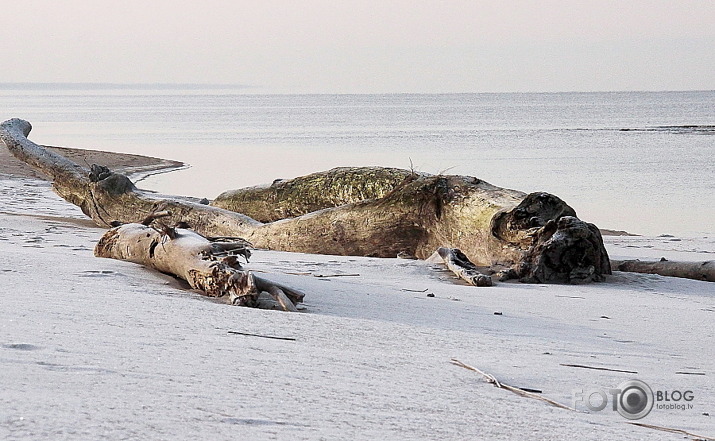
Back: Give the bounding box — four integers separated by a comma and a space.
1, 86, 713, 236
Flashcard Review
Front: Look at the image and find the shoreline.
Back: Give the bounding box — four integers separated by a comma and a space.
0, 143, 660, 238
4, 142, 713, 244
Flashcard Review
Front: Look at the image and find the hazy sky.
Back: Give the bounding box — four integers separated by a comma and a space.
3, 0, 713, 93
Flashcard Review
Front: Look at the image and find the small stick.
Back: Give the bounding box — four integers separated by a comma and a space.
401, 288, 429, 292
451, 359, 577, 411
271, 271, 360, 278
207, 236, 253, 246
675, 371, 706, 376
518, 387, 543, 394
627, 422, 715, 441
253, 275, 306, 305
141, 210, 172, 226
560, 363, 638, 374
266, 286, 298, 312
227, 331, 296, 341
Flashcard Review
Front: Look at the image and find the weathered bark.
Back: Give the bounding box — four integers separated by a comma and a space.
1, 118, 612, 284
213, 167, 420, 222
94, 221, 305, 309
612, 259, 715, 282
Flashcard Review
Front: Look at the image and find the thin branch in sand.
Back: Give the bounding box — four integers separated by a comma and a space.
560, 363, 638, 374
451, 359, 577, 411
627, 422, 715, 441
401, 288, 429, 292
141, 210, 172, 226
227, 331, 297, 341
262, 271, 360, 278
675, 371, 706, 376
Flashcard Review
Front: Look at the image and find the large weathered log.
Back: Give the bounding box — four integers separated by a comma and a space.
212, 167, 612, 283
1, 118, 612, 284
612, 259, 715, 282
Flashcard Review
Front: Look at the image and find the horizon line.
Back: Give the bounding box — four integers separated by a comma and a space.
0, 82, 712, 95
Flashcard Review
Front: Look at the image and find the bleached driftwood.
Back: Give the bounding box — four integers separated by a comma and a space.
432, 247, 493, 286
1, 118, 612, 284
612, 259, 715, 282
94, 220, 305, 310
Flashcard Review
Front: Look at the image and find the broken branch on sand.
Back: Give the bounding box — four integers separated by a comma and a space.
611, 259, 715, 282
227, 331, 297, 341
559, 363, 638, 374
451, 359, 578, 411
433, 247, 493, 286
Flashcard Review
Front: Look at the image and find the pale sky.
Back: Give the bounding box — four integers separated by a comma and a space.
2, 0, 714, 93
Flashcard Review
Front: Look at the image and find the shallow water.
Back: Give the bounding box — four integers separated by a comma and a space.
1, 86, 713, 235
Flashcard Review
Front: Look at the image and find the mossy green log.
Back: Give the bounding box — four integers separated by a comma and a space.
212, 166, 419, 222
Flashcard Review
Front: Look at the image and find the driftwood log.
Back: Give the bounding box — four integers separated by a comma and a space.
612, 259, 715, 282
1, 118, 612, 284
94, 215, 305, 310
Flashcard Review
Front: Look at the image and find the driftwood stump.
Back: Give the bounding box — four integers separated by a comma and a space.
1, 118, 612, 284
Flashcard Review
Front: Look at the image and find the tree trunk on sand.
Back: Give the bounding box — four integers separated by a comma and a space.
1, 117, 612, 284
94, 217, 305, 309
211, 166, 613, 283
612, 259, 715, 282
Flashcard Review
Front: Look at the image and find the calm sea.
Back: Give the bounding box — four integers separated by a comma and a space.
1, 86, 713, 236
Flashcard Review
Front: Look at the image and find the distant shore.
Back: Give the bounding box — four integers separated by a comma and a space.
0, 144, 183, 180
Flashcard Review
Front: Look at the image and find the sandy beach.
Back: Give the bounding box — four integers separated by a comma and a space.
1, 145, 713, 440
